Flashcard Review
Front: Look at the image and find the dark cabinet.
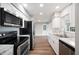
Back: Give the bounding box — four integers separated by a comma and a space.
0, 8, 4, 25
59, 40, 75, 55
0, 8, 22, 27
26, 21, 32, 50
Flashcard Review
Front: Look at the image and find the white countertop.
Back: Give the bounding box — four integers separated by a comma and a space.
59, 38, 75, 48
0, 45, 14, 55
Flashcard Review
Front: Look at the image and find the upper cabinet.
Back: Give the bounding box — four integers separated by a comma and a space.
0, 8, 22, 27
52, 12, 61, 29
61, 4, 75, 32
51, 4, 75, 36
52, 12, 62, 35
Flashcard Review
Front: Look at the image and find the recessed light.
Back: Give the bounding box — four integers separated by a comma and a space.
23, 4, 28, 8
38, 20, 41, 22
16, 14, 19, 17
40, 4, 44, 7
56, 6, 60, 9
4, 8, 7, 11
40, 12, 43, 15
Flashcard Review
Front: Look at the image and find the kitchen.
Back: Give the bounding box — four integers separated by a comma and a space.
0, 3, 76, 55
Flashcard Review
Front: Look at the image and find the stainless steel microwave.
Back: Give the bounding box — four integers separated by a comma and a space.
0, 8, 22, 27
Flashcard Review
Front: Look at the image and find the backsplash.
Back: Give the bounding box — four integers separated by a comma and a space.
0, 27, 19, 32
66, 32, 75, 38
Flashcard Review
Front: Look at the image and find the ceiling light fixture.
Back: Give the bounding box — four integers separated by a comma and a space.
40, 4, 44, 7
40, 12, 43, 15
56, 6, 60, 9
4, 8, 8, 11
38, 20, 41, 22
23, 3, 28, 8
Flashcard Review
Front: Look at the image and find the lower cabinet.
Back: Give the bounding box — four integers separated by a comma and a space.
59, 40, 75, 55
48, 34, 59, 55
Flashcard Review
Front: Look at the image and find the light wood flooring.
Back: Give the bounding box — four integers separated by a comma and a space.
30, 36, 55, 55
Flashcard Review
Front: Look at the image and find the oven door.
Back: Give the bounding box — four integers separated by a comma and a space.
17, 37, 30, 55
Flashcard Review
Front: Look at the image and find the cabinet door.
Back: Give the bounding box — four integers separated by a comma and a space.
0, 8, 5, 26
59, 40, 70, 55
59, 40, 75, 55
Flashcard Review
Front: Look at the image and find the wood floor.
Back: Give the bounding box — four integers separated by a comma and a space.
30, 36, 55, 55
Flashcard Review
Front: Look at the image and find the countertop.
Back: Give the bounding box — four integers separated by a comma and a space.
0, 45, 14, 55
59, 38, 75, 48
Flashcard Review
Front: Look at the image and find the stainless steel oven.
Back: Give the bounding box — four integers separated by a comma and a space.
17, 35, 30, 55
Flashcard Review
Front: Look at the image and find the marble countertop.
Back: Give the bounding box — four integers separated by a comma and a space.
59, 38, 75, 48
0, 45, 14, 55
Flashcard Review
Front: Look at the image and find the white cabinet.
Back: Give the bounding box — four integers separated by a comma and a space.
48, 33, 59, 55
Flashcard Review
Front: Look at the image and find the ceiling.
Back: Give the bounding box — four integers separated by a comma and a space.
20, 3, 70, 22
1, 3, 70, 23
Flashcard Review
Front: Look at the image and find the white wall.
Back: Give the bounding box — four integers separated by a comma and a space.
35, 23, 48, 36
75, 3, 79, 55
